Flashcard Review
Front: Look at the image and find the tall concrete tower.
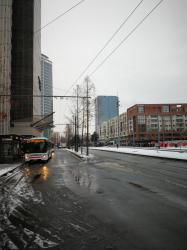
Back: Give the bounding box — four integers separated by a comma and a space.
10, 0, 41, 136
0, 0, 12, 135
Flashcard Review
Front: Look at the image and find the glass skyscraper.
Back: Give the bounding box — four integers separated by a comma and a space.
41, 54, 53, 117
41, 54, 53, 138
95, 96, 119, 133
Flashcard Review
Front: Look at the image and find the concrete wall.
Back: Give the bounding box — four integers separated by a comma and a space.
0, 0, 12, 135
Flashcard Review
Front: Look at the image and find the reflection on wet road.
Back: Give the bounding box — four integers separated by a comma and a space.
24, 164, 50, 182
62, 163, 100, 194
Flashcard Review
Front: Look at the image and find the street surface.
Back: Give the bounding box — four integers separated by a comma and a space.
0, 149, 187, 250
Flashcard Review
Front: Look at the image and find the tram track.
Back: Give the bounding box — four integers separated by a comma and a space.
0, 161, 55, 249
0, 162, 46, 194
0, 163, 25, 186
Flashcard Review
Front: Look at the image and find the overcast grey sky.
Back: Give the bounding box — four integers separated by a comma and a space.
41, 0, 187, 132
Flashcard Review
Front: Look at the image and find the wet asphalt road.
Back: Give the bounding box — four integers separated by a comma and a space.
0, 149, 187, 250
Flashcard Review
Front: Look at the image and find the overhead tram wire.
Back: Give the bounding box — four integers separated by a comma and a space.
0, 95, 90, 99
63, 0, 144, 96
0, 1, 86, 59
89, 0, 164, 77
74, 0, 144, 83
0, 2, 87, 59
6, 1, 87, 81
34, 0, 87, 34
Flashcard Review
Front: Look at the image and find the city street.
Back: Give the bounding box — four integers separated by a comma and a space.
0, 149, 187, 250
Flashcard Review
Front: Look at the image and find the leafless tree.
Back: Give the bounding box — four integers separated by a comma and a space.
65, 77, 95, 153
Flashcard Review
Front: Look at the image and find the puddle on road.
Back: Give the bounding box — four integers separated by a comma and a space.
94, 161, 134, 173
61, 164, 102, 195
24, 165, 51, 183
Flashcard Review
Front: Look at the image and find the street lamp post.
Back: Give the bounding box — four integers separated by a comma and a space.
157, 114, 160, 147
86, 77, 89, 156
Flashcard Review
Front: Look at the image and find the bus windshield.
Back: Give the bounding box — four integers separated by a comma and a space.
24, 140, 48, 153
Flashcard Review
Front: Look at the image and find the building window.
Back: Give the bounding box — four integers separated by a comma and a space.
162, 105, 169, 113
137, 115, 145, 124
151, 124, 158, 129
38, 76, 41, 91
138, 105, 144, 113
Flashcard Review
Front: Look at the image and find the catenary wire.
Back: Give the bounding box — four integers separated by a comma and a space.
0, 1, 87, 59
74, 0, 144, 83
89, 0, 164, 77
63, 0, 144, 96
35, 0, 87, 34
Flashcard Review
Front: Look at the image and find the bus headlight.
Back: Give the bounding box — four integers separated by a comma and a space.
25, 154, 29, 160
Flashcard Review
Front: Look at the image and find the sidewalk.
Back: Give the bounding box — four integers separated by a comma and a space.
65, 148, 94, 160
90, 146, 187, 161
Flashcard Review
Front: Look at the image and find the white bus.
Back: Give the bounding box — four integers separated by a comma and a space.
24, 137, 53, 163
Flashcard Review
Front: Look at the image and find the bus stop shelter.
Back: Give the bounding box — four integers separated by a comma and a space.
0, 135, 22, 163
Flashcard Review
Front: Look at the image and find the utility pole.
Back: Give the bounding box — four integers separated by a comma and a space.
74, 116, 77, 151
81, 100, 85, 155
67, 124, 70, 149
117, 97, 120, 148
86, 77, 89, 156
76, 85, 79, 151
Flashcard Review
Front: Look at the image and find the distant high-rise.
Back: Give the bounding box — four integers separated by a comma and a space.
95, 96, 119, 133
41, 54, 53, 138
41, 54, 53, 116
0, 0, 42, 136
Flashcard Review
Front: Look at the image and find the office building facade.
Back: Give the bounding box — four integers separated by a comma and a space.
95, 96, 119, 133
0, 0, 42, 136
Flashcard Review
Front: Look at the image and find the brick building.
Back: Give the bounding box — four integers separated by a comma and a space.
127, 104, 187, 145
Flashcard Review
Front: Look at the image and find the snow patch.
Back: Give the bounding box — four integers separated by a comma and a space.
91, 147, 187, 161
1, 233, 18, 250
34, 233, 58, 248
0, 164, 20, 177
24, 228, 35, 238
70, 223, 88, 233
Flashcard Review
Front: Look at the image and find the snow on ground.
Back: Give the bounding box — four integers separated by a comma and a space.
65, 148, 95, 160
0, 164, 21, 177
66, 146, 187, 161
90, 147, 187, 161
